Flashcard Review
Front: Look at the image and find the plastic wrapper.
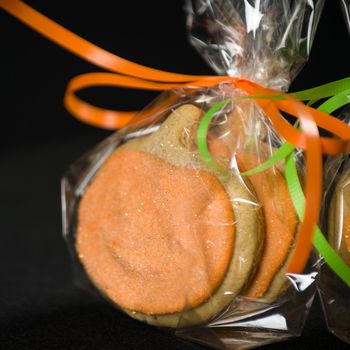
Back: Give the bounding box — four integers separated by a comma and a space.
317, 5, 350, 345
62, 1, 324, 349
319, 108, 350, 344
341, 0, 350, 36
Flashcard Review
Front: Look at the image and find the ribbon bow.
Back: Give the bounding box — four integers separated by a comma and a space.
2, 0, 350, 282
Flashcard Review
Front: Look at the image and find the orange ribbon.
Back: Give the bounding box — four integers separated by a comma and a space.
2, 0, 350, 274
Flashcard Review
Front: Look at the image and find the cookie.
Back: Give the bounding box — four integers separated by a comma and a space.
209, 133, 299, 301
328, 168, 350, 266
76, 104, 264, 328
237, 153, 298, 300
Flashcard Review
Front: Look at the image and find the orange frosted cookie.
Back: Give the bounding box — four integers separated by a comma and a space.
76, 105, 265, 327
236, 153, 298, 299
208, 137, 299, 300
77, 150, 235, 314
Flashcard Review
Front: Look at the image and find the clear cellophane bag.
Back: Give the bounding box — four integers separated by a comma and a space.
318, 4, 350, 344
62, 1, 325, 349
319, 106, 350, 344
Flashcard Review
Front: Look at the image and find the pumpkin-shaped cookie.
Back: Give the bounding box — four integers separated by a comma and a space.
76, 105, 264, 327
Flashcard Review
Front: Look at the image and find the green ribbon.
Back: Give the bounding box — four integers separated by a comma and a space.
240, 142, 295, 176
292, 77, 350, 104
285, 153, 350, 286
197, 99, 230, 173
197, 77, 350, 287
317, 88, 350, 114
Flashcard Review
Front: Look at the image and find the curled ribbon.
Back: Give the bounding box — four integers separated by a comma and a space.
2, 0, 350, 277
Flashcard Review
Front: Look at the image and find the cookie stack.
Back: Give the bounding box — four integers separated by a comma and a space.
76, 105, 299, 328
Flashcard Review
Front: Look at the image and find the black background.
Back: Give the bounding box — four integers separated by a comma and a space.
1, 1, 350, 349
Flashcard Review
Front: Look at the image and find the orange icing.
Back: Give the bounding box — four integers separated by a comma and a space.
236, 153, 298, 298
77, 150, 235, 314
208, 137, 298, 297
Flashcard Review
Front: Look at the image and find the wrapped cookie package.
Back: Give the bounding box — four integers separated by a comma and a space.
62, 1, 324, 349
318, 4, 350, 345
319, 108, 350, 345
